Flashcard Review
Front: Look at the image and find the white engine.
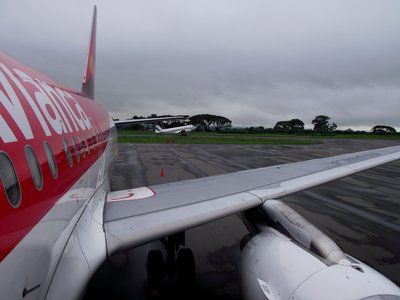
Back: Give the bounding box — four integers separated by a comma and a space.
241, 200, 400, 300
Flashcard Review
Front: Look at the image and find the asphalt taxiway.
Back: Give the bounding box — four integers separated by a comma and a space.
84, 139, 400, 299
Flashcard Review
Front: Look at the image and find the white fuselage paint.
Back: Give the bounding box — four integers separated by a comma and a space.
155, 124, 196, 134
0, 123, 117, 300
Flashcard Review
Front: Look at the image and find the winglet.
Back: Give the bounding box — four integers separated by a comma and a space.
81, 5, 97, 99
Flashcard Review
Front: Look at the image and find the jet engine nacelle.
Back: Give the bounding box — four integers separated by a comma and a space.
241, 200, 400, 300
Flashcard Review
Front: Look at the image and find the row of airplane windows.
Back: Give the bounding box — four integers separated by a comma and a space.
0, 129, 108, 209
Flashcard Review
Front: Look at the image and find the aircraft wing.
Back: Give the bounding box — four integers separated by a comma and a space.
104, 145, 400, 255
114, 116, 186, 125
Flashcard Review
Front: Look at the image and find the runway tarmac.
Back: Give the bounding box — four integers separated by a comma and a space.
84, 139, 400, 299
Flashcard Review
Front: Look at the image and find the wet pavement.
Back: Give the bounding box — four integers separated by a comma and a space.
84, 139, 400, 299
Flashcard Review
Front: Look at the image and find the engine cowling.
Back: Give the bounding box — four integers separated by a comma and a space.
241, 200, 400, 300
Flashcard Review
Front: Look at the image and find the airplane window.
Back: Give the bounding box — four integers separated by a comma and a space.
78, 136, 85, 158
44, 141, 58, 179
94, 130, 100, 151
0, 152, 21, 208
83, 133, 90, 155
92, 133, 96, 151
72, 137, 80, 162
25, 145, 43, 191
62, 138, 73, 167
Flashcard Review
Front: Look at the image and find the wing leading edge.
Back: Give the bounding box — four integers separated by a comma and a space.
104, 145, 400, 256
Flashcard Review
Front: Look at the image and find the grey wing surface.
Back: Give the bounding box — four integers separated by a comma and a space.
104, 145, 400, 255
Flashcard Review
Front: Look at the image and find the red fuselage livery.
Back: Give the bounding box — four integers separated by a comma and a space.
0, 7, 120, 299
0, 51, 111, 262
0, 8, 180, 298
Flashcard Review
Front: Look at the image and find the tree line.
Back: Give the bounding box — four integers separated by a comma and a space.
116, 113, 397, 134
270, 115, 396, 134
273, 115, 338, 133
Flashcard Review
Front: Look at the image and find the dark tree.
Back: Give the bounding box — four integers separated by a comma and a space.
213, 116, 232, 131
189, 114, 213, 131
289, 119, 305, 131
249, 126, 265, 133
312, 115, 337, 133
131, 115, 145, 119
372, 125, 396, 134
166, 121, 186, 128
274, 121, 291, 131
117, 123, 144, 130
274, 119, 304, 132
189, 114, 232, 131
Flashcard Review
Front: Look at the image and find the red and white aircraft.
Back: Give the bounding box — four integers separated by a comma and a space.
1, 6, 400, 300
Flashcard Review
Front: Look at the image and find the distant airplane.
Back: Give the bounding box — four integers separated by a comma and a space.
155, 124, 196, 134
1, 6, 400, 300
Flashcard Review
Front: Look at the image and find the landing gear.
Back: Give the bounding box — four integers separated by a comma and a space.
145, 250, 166, 298
145, 233, 195, 297
176, 248, 195, 286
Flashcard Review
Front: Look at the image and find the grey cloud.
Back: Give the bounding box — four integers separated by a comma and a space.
1, 0, 400, 129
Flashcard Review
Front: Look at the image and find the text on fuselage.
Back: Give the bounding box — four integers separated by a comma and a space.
0, 63, 92, 143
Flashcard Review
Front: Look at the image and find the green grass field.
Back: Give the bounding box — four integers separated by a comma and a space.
117, 130, 400, 145
117, 131, 322, 145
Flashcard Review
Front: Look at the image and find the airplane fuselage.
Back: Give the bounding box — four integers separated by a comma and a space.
155, 124, 196, 134
0, 52, 116, 299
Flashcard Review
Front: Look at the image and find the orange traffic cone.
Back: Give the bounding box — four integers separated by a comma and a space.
160, 168, 164, 177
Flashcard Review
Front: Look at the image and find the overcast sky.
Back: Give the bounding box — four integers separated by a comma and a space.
1, 0, 400, 130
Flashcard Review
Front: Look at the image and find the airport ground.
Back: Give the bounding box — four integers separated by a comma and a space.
84, 139, 400, 299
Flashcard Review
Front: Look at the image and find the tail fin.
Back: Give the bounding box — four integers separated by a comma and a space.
81, 5, 97, 99
155, 125, 163, 133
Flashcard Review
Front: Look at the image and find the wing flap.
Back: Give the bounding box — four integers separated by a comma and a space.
104, 145, 400, 256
